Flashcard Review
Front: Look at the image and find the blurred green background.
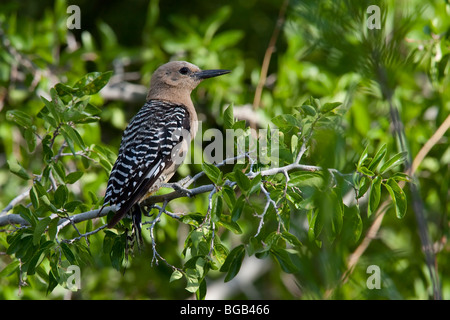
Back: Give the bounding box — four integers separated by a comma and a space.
0, 0, 449, 299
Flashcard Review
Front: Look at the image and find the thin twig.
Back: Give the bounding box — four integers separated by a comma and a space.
252, 0, 289, 110
62, 224, 107, 244
411, 113, 450, 174
254, 183, 279, 237
0, 189, 30, 216
145, 201, 181, 271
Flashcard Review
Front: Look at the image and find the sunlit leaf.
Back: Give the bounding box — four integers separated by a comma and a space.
202, 163, 222, 185
368, 144, 387, 172
368, 176, 382, 217
384, 178, 407, 219
7, 160, 30, 180
223, 103, 234, 129
379, 151, 408, 173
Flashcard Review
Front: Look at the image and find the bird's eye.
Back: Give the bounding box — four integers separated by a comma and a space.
179, 67, 190, 75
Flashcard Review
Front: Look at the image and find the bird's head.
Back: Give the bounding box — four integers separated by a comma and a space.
147, 61, 230, 102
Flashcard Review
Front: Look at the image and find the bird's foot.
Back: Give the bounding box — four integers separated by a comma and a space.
163, 177, 194, 197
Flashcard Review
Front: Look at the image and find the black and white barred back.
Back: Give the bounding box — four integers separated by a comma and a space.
104, 99, 190, 228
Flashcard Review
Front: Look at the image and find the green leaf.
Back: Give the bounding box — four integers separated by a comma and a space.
379, 151, 408, 173
52, 162, 66, 183
73, 71, 113, 96
6, 110, 33, 128
41, 135, 54, 161
30, 185, 39, 209
33, 217, 51, 246
307, 209, 321, 244
368, 144, 387, 172
311, 98, 321, 110
84, 103, 102, 116
48, 218, 59, 241
61, 124, 86, 151
223, 104, 234, 129
232, 119, 246, 130
222, 185, 236, 209
320, 102, 342, 114
55, 83, 77, 97
220, 244, 245, 282
39, 194, 58, 213
50, 87, 66, 109
319, 190, 344, 241
357, 145, 370, 169
248, 173, 262, 195
16, 205, 37, 227
213, 241, 229, 265
196, 279, 207, 300
7, 160, 30, 180
41, 94, 61, 124
368, 176, 382, 217
60, 129, 76, 155
169, 270, 184, 283
218, 215, 242, 234
202, 162, 222, 185
25, 251, 45, 275
54, 185, 68, 208
24, 127, 37, 152
102, 231, 116, 254
264, 231, 281, 248
271, 114, 299, 129
247, 237, 265, 256
281, 231, 302, 249
65, 171, 83, 184
234, 169, 251, 193
37, 103, 58, 128
358, 175, 371, 198
7, 233, 33, 256
270, 247, 299, 273
64, 200, 83, 212
298, 104, 317, 116
343, 205, 363, 244
185, 268, 201, 293
288, 172, 323, 189
110, 236, 125, 270
231, 195, 245, 222
0, 261, 20, 278
60, 243, 76, 264
211, 193, 223, 222
391, 172, 411, 182
384, 178, 407, 219
179, 213, 204, 227
358, 166, 375, 177
62, 108, 94, 124
93, 145, 116, 172
47, 268, 59, 294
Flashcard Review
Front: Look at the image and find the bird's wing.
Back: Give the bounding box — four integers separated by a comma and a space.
104, 100, 190, 227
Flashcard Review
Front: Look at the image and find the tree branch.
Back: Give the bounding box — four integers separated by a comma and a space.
0, 189, 30, 217
0, 149, 348, 257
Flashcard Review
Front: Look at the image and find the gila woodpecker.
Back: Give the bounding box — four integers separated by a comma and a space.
103, 61, 230, 229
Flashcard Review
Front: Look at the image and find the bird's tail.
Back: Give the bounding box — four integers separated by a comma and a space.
125, 204, 144, 260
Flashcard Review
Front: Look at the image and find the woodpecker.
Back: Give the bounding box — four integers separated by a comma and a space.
102, 61, 230, 232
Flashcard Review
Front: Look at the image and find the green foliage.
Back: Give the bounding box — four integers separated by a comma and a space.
356, 144, 408, 218
0, 0, 449, 300
1, 71, 113, 294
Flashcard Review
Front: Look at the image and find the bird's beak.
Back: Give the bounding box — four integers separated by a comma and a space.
194, 69, 231, 80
